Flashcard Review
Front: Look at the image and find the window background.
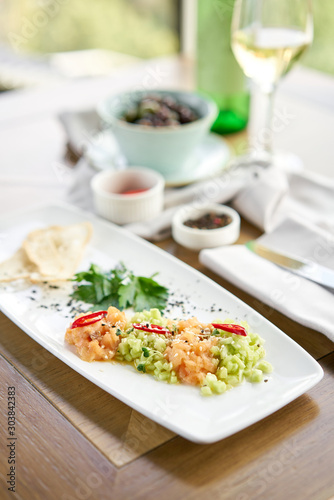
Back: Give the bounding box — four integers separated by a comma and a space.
0, 0, 180, 59
0, 0, 333, 74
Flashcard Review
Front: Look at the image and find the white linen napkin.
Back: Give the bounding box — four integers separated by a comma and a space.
200, 216, 334, 341
232, 167, 334, 234
59, 110, 101, 156
65, 157, 96, 212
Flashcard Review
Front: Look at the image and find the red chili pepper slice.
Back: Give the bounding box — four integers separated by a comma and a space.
71, 311, 108, 329
211, 323, 247, 336
132, 323, 170, 335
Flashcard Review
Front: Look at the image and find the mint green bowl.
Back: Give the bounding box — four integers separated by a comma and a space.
97, 90, 218, 177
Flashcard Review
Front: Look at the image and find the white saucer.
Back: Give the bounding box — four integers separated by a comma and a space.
85, 130, 231, 187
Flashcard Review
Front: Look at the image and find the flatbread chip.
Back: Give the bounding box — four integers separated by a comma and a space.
23, 222, 93, 279
23, 227, 62, 276
51, 222, 92, 278
29, 272, 70, 283
0, 221, 93, 283
0, 248, 38, 282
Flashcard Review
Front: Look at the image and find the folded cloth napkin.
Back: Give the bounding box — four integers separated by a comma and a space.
200, 216, 334, 342
232, 167, 334, 234
65, 157, 96, 213
59, 110, 334, 241
59, 110, 101, 157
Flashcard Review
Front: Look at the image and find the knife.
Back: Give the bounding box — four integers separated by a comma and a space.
246, 240, 334, 290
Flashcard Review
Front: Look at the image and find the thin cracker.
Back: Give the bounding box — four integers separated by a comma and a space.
0, 248, 38, 282
0, 221, 93, 283
23, 227, 63, 276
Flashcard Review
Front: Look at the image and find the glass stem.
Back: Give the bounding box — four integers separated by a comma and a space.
262, 87, 275, 153
248, 83, 276, 158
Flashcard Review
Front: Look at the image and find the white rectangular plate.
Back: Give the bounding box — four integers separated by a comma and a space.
0, 203, 323, 444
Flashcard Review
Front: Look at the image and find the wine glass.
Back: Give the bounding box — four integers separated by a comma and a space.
231, 0, 313, 169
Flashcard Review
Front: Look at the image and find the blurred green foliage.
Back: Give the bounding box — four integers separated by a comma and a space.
301, 0, 334, 74
0, 0, 179, 58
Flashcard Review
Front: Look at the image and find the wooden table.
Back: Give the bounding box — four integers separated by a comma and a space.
1, 57, 334, 500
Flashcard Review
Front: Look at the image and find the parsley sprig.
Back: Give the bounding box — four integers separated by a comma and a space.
71, 263, 169, 312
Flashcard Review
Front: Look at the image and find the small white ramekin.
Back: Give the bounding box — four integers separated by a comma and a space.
172, 203, 240, 251
91, 167, 165, 224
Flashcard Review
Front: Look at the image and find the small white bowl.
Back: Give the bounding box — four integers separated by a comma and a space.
172, 204, 240, 251
91, 167, 164, 225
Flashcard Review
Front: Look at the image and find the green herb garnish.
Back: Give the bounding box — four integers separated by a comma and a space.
142, 347, 150, 358
71, 263, 169, 312
137, 363, 146, 372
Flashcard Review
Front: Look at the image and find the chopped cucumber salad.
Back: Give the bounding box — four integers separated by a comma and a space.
115, 309, 272, 396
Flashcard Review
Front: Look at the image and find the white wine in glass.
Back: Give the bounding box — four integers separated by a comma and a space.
231, 0, 313, 166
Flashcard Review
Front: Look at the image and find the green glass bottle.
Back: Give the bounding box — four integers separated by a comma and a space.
196, 0, 250, 134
